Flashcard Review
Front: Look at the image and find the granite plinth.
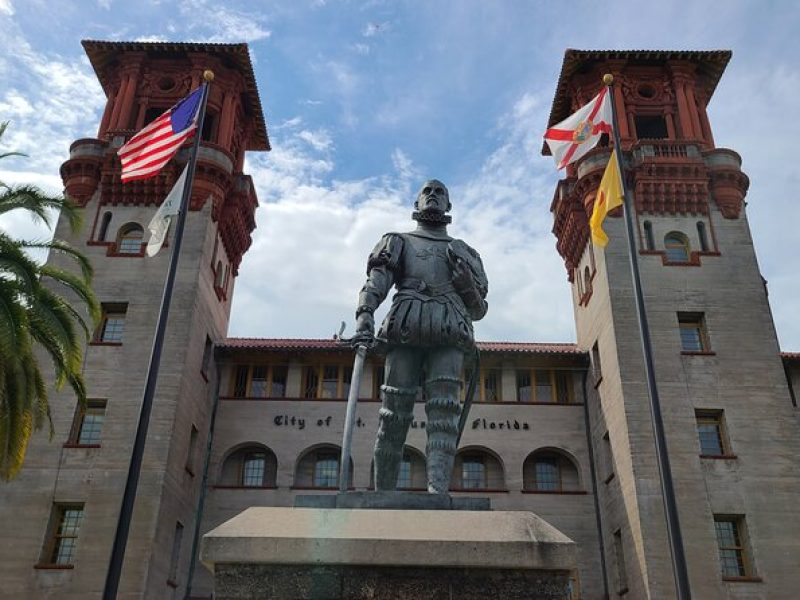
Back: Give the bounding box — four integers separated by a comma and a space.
201, 507, 576, 599
295, 491, 491, 510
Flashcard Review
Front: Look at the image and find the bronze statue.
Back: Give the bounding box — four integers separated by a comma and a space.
354, 180, 488, 493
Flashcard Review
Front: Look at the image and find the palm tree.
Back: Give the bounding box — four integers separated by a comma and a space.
0, 121, 100, 480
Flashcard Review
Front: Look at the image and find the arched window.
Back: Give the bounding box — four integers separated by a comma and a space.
369, 447, 426, 490
697, 221, 709, 252
295, 445, 353, 489
98, 211, 112, 242
451, 447, 505, 491
116, 223, 144, 254
218, 444, 277, 488
664, 231, 690, 262
643, 220, 655, 251
523, 449, 581, 493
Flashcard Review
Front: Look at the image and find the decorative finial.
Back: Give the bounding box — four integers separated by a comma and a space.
603, 73, 614, 86
203, 70, 215, 82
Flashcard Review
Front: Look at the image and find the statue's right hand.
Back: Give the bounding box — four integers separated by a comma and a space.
353, 312, 375, 346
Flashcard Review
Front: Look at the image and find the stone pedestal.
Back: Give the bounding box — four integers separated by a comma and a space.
201, 507, 577, 600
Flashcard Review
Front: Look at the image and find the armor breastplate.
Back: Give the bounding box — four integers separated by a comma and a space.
400, 234, 452, 286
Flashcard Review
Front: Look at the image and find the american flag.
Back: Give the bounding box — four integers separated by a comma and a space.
118, 86, 204, 183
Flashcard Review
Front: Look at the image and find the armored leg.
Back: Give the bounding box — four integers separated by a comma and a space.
374, 384, 416, 490
424, 348, 464, 494
374, 348, 421, 491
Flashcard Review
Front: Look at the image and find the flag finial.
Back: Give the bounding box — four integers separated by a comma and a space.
203, 69, 215, 82
603, 73, 614, 85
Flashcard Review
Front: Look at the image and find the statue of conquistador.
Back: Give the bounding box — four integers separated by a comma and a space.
353, 179, 488, 493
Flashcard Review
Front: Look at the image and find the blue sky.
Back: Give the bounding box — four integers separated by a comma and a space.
1, 0, 799, 349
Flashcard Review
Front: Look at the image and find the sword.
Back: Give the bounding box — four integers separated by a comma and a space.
335, 322, 370, 492
456, 346, 480, 447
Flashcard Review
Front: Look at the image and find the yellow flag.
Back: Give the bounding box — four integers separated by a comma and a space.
590, 152, 624, 247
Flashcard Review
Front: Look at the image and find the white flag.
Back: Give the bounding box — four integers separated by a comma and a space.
146, 165, 187, 257
543, 87, 612, 170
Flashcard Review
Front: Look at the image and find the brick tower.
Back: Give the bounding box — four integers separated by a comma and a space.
548, 50, 800, 598
0, 41, 268, 598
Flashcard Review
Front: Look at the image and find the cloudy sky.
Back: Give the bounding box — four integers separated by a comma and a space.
1, 0, 799, 349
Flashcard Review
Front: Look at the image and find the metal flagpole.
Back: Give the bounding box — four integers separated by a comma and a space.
103, 70, 214, 600
603, 73, 692, 599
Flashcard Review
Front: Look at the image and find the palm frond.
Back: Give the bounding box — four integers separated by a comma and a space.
19, 238, 94, 282
40, 264, 100, 326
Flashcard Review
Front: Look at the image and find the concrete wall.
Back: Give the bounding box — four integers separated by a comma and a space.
189, 355, 604, 599
0, 188, 231, 599
575, 194, 800, 599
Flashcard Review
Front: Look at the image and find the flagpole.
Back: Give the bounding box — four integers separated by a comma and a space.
603, 73, 692, 600
102, 70, 214, 600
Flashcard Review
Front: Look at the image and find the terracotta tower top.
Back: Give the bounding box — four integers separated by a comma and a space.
545, 49, 749, 280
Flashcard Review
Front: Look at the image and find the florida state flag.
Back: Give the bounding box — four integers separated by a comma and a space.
544, 88, 612, 170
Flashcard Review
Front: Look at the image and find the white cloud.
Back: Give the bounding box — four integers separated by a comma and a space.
0, 0, 13, 16
179, 0, 271, 43
352, 43, 370, 55
362, 21, 388, 37
297, 129, 333, 152
134, 34, 168, 42
231, 88, 574, 343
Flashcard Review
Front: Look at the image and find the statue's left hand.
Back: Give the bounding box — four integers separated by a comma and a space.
451, 257, 472, 291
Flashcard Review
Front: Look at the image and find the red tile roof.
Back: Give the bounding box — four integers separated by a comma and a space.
782, 352, 800, 361
219, 338, 583, 355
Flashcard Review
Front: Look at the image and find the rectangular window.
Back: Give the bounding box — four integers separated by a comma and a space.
535, 370, 554, 403
397, 457, 412, 489
313, 453, 339, 487
250, 366, 268, 397
602, 431, 614, 483
373, 366, 385, 400
516, 371, 532, 402
534, 457, 560, 491
302, 365, 351, 399
555, 372, 571, 404
714, 516, 753, 578
230, 365, 290, 398
515, 370, 573, 403
185, 424, 199, 475
201, 335, 213, 377
482, 369, 501, 402
696, 410, 729, 456
271, 366, 288, 398
321, 365, 339, 398
95, 303, 127, 343
591, 341, 602, 383
678, 313, 709, 352
168, 522, 184, 584
41, 504, 84, 566
242, 452, 266, 487
461, 456, 486, 489
303, 366, 319, 399
613, 529, 629, 594
634, 114, 668, 139
233, 365, 248, 397
68, 399, 106, 446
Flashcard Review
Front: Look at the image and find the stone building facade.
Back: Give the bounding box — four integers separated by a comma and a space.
0, 43, 799, 600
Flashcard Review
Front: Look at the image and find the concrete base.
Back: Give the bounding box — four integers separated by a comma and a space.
295, 491, 491, 510
201, 507, 577, 600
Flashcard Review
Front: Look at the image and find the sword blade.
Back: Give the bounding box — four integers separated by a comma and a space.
339, 343, 367, 492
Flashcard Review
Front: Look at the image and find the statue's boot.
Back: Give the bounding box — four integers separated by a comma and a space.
373, 384, 416, 491
424, 376, 461, 494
